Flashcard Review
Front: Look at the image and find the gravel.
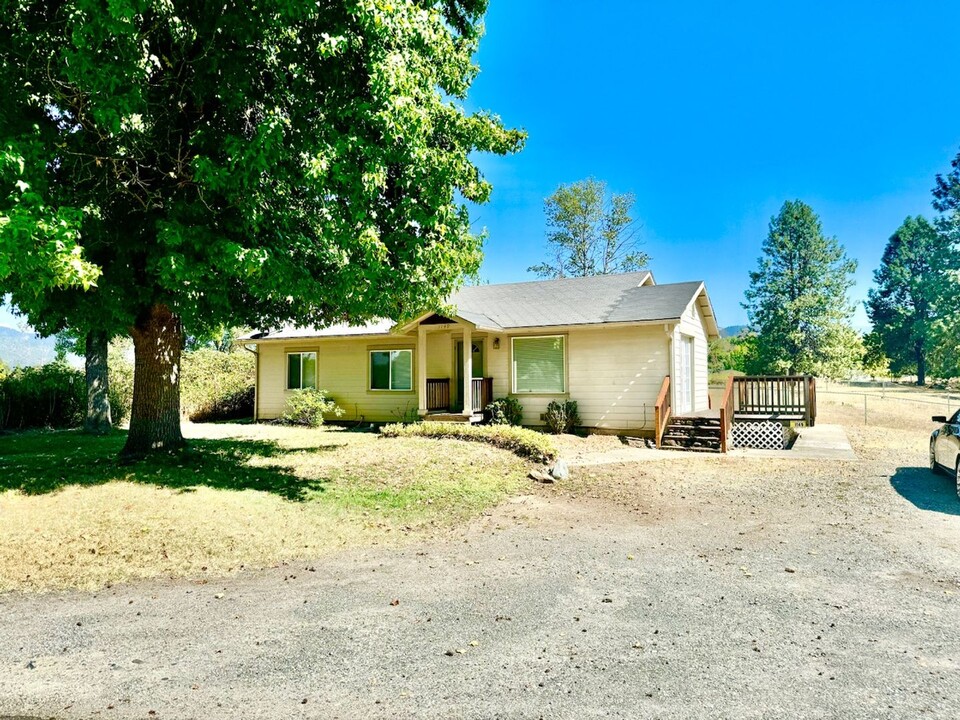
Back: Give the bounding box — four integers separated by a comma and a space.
1, 423, 959, 719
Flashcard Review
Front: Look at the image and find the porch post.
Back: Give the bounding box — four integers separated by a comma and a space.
462, 325, 473, 417
417, 324, 428, 417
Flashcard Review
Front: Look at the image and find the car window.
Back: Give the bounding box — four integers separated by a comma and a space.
951, 410, 960, 425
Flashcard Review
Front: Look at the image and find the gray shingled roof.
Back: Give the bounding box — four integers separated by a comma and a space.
243, 272, 716, 341
450, 272, 706, 329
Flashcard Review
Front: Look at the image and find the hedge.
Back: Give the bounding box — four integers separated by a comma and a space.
379, 422, 556, 462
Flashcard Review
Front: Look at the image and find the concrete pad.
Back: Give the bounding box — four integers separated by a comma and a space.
729, 423, 857, 461
566, 424, 857, 466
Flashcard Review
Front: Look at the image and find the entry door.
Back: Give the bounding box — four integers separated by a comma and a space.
454, 340, 484, 410
677, 336, 694, 414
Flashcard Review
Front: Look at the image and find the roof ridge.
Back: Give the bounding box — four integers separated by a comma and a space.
455, 270, 652, 293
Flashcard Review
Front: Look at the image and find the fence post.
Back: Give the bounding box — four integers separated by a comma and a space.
863, 394, 868, 426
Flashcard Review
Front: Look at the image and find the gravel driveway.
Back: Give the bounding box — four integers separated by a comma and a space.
2, 424, 959, 719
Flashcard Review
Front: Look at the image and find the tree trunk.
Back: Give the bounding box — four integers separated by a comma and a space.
83, 330, 112, 434
916, 342, 926, 387
121, 304, 185, 459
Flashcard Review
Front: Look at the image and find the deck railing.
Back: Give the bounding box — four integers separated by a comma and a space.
654, 375, 671, 448
719, 375, 735, 452
733, 375, 816, 426
426, 378, 450, 411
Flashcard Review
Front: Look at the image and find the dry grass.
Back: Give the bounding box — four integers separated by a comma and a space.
0, 423, 527, 593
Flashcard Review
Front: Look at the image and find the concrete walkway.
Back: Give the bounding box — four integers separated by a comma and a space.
729, 423, 857, 461
566, 424, 856, 467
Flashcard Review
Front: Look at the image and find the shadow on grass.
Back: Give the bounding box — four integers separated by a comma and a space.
0, 428, 339, 501
889, 466, 960, 516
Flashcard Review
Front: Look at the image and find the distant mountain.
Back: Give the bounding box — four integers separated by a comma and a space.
719, 325, 749, 338
0, 327, 81, 368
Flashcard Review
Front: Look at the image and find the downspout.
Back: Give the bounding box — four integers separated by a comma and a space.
243, 343, 259, 423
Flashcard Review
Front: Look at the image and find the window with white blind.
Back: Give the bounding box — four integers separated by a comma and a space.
512, 336, 565, 394
370, 349, 413, 391
287, 352, 317, 390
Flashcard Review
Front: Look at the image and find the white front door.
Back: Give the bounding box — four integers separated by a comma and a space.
677, 336, 694, 414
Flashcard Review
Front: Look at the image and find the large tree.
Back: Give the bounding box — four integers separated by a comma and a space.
0, 1, 523, 458
529, 178, 648, 278
866, 216, 958, 385
743, 200, 858, 375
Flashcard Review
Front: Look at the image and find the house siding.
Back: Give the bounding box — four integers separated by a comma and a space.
257, 336, 419, 422
672, 298, 710, 412
496, 325, 670, 432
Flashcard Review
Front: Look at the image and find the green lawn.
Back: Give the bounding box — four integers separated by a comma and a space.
0, 423, 528, 592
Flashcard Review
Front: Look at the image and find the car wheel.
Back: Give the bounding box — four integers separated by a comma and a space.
931, 442, 944, 475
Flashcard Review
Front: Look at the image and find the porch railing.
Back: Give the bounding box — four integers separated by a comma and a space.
425, 377, 493, 414
426, 378, 450, 411
654, 375, 671, 448
472, 377, 493, 414
733, 375, 816, 426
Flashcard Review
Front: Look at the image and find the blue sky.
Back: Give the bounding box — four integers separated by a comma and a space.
3, 1, 959, 332
464, 0, 960, 330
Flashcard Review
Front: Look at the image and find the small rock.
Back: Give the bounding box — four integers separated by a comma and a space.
528, 470, 554, 484
444, 649, 456, 656
214, 593, 224, 599
785, 567, 796, 573
25, 660, 35, 670
389, 599, 400, 606
549, 459, 570, 480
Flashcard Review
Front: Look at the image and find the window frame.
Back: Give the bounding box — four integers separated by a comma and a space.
286, 350, 318, 391
368, 348, 415, 392
511, 334, 567, 395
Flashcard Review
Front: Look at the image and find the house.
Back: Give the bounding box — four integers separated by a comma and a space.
243, 271, 720, 435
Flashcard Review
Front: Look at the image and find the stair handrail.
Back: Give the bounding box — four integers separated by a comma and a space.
719, 375, 734, 453
654, 375, 671, 448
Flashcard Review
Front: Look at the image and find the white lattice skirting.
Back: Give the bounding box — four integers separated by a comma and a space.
731, 421, 789, 450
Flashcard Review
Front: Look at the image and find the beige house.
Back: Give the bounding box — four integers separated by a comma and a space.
244, 271, 720, 435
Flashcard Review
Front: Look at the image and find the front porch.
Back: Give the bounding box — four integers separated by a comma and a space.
413, 315, 497, 424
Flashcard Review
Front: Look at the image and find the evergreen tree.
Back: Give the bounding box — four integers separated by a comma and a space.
866, 216, 959, 385
743, 200, 858, 375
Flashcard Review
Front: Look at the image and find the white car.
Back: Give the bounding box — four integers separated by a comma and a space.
930, 411, 960, 497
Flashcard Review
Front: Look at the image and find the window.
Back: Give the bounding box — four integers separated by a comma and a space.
512, 336, 565, 394
287, 352, 317, 390
370, 349, 413, 391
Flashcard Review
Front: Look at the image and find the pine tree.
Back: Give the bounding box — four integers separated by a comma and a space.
866, 216, 959, 385
743, 201, 858, 375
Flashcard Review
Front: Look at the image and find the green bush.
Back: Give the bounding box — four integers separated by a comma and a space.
280, 388, 344, 427
543, 399, 579, 434
0, 362, 85, 430
180, 347, 255, 422
380, 422, 556, 462
486, 396, 524, 426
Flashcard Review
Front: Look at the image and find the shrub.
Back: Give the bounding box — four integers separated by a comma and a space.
280, 388, 344, 427
486, 396, 524, 426
0, 362, 85, 430
380, 422, 556, 462
180, 347, 255, 422
543, 399, 579, 434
